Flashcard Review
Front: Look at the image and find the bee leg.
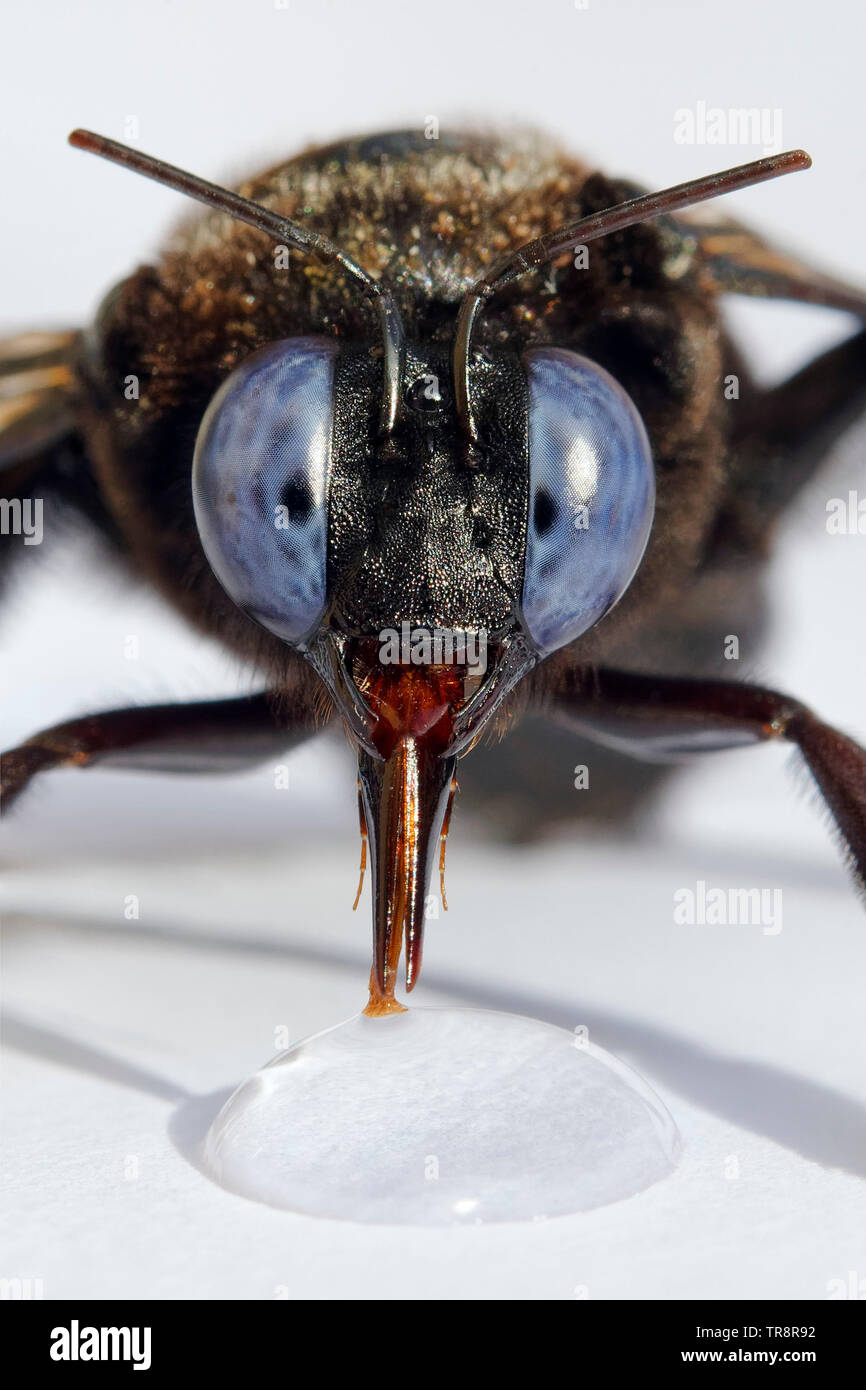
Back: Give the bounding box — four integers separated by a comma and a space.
712, 329, 866, 559
547, 666, 866, 896
1, 693, 323, 813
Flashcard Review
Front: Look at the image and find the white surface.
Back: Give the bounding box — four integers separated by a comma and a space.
3, 0, 866, 1300
3, 829, 866, 1299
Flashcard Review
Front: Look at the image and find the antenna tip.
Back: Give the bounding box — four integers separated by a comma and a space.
68, 128, 94, 150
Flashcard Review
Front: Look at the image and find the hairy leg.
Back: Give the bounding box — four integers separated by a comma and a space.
1, 692, 324, 813
547, 666, 866, 892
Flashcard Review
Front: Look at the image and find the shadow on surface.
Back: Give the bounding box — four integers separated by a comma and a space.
1, 1011, 237, 1176
4, 908, 866, 1181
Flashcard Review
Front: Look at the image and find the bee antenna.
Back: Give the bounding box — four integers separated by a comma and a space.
68, 129, 405, 439
453, 148, 811, 448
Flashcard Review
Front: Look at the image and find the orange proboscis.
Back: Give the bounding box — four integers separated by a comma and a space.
352, 780, 367, 911
353, 647, 465, 1017
439, 778, 457, 911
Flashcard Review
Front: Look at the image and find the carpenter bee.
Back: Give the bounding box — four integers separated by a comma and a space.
2, 128, 865, 1016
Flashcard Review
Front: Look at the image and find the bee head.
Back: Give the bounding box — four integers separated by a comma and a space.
69, 127, 809, 1009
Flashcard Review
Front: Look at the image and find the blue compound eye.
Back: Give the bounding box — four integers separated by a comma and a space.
520, 348, 655, 655
193, 337, 338, 647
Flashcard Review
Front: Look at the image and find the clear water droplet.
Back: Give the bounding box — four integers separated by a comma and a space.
203, 1006, 680, 1225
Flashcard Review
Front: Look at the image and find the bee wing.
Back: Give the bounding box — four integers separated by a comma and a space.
673, 211, 866, 318
0, 329, 79, 476
673, 210, 866, 565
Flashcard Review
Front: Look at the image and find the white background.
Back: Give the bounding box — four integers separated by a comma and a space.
2, 0, 866, 1299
